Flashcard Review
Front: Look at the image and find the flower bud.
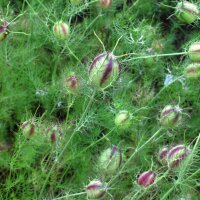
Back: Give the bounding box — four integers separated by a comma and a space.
86, 179, 106, 199
167, 145, 190, 168
53, 21, 70, 40
0, 21, 9, 41
89, 52, 120, 89
98, 145, 122, 175
160, 105, 182, 128
176, 1, 199, 24
114, 110, 132, 130
99, 0, 112, 8
65, 75, 80, 93
137, 171, 156, 188
158, 146, 169, 165
21, 120, 36, 137
45, 125, 63, 143
188, 42, 200, 62
184, 63, 200, 80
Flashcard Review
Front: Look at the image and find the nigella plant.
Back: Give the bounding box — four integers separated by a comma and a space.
45, 125, 63, 143
89, 52, 120, 90
21, 119, 37, 138
0, 20, 9, 41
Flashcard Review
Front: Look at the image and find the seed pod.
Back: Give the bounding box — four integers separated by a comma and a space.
21, 120, 36, 137
160, 105, 182, 128
53, 21, 70, 40
65, 75, 80, 93
176, 1, 199, 24
89, 52, 120, 89
188, 42, 200, 62
114, 110, 132, 130
86, 179, 106, 199
151, 40, 163, 53
184, 63, 200, 80
0, 21, 9, 41
167, 145, 190, 168
46, 125, 63, 143
98, 145, 122, 174
99, 0, 112, 8
137, 171, 156, 188
158, 146, 169, 165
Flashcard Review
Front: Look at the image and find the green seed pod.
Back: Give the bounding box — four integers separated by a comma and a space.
65, 74, 80, 93
99, 0, 112, 8
98, 145, 122, 175
21, 120, 37, 138
176, 1, 199, 24
89, 52, 120, 90
188, 42, 200, 62
160, 105, 182, 128
86, 179, 106, 199
53, 21, 70, 40
184, 63, 200, 80
0, 21, 9, 41
114, 110, 132, 130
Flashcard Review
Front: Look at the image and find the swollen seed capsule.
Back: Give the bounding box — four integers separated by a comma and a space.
158, 146, 169, 165
0, 21, 9, 41
184, 63, 200, 80
98, 145, 122, 175
160, 105, 182, 128
53, 21, 70, 40
114, 110, 132, 130
167, 145, 190, 168
65, 75, 80, 93
86, 179, 106, 199
89, 52, 120, 90
188, 42, 200, 62
46, 125, 63, 143
137, 171, 156, 188
21, 120, 36, 137
99, 0, 112, 8
176, 1, 199, 24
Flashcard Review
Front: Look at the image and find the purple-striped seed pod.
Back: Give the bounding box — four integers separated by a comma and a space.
89, 52, 120, 90
114, 110, 132, 130
158, 146, 169, 165
65, 75, 80, 93
86, 179, 106, 199
184, 63, 200, 80
53, 21, 70, 40
167, 144, 190, 168
160, 105, 182, 128
176, 1, 199, 24
137, 171, 156, 188
0, 21, 9, 41
46, 125, 63, 143
99, 0, 112, 8
188, 42, 200, 62
21, 120, 36, 137
98, 145, 122, 174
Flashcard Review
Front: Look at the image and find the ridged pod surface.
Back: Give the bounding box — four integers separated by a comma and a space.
176, 1, 199, 24
184, 63, 200, 80
53, 21, 70, 40
158, 146, 169, 165
89, 52, 120, 90
137, 171, 156, 188
21, 120, 36, 137
0, 21, 9, 41
45, 125, 63, 143
188, 42, 200, 62
86, 179, 106, 199
114, 110, 132, 130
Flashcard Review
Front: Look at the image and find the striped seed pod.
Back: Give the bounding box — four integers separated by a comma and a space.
167, 144, 190, 168
65, 75, 80, 93
46, 125, 63, 143
21, 120, 36, 137
184, 63, 200, 80
53, 21, 70, 40
89, 52, 120, 89
188, 42, 200, 62
99, 0, 112, 8
137, 171, 156, 188
176, 1, 199, 24
114, 110, 132, 130
0, 21, 9, 41
160, 105, 182, 128
158, 146, 169, 165
86, 179, 106, 199
98, 145, 122, 175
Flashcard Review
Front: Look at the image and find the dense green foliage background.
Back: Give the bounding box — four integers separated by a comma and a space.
0, 0, 199, 199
